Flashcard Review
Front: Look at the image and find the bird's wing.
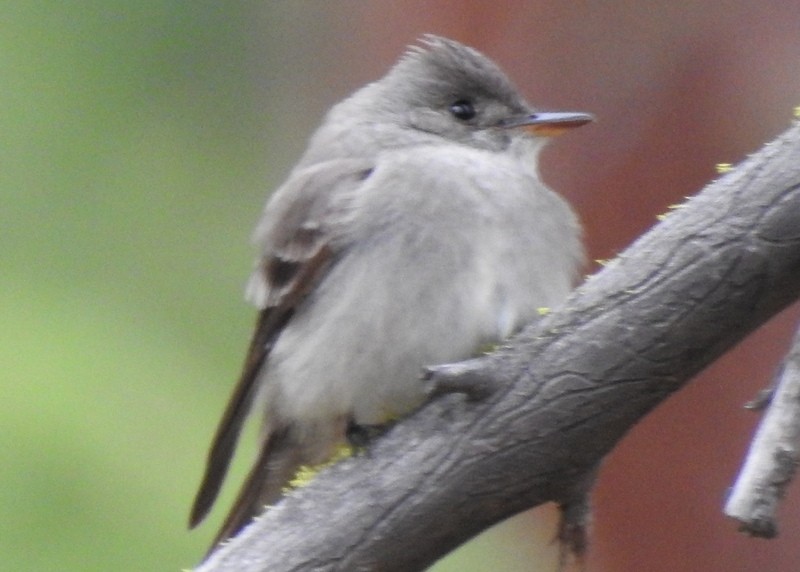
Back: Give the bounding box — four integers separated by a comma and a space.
188, 158, 373, 529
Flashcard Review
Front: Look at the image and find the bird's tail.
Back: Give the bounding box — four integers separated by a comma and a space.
206, 417, 347, 556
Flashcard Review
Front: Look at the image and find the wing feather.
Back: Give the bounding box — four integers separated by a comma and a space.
189, 159, 371, 533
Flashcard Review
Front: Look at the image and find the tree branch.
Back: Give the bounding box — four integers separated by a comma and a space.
725, 321, 800, 537
196, 120, 800, 572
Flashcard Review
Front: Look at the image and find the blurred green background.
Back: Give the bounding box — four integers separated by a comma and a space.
1, 3, 555, 570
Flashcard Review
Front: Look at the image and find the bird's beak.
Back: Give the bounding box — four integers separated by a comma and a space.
500, 111, 594, 137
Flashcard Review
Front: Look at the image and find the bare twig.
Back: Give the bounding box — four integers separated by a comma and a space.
725, 323, 800, 537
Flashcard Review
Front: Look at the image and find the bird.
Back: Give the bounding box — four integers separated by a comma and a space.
189, 35, 590, 552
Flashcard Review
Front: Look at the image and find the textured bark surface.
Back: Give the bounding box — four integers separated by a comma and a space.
197, 121, 800, 572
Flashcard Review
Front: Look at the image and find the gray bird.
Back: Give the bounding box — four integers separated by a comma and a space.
189, 35, 591, 551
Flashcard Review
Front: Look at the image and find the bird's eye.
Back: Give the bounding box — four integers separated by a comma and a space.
449, 99, 476, 121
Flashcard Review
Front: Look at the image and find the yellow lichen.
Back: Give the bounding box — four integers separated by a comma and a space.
284, 442, 355, 493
